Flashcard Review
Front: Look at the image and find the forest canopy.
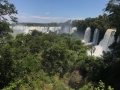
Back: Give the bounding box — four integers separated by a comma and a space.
0, 0, 120, 90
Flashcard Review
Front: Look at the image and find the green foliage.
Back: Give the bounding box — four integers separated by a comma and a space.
0, 21, 13, 38
31, 30, 42, 36
87, 44, 96, 56
95, 80, 114, 90
72, 13, 109, 41
1, 0, 120, 90
2, 79, 22, 90
1, 28, 119, 90
0, 0, 17, 22
0, 0, 17, 38
77, 56, 107, 82
79, 80, 114, 90
0, 44, 15, 87
104, 0, 120, 37
53, 82, 67, 90
41, 34, 85, 76
79, 82, 94, 90
0, 29, 87, 89
17, 22, 59, 26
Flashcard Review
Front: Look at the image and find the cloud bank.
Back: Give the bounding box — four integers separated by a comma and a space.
16, 13, 82, 23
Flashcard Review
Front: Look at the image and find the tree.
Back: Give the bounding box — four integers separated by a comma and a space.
0, 0, 17, 22
31, 30, 42, 36
41, 42, 69, 76
0, 0, 18, 88
104, 0, 120, 38
0, 0, 17, 38
87, 44, 96, 56
0, 44, 15, 88
0, 21, 12, 38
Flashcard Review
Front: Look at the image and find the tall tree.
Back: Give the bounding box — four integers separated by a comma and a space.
0, 0, 17, 22
104, 0, 120, 37
0, 0, 17, 38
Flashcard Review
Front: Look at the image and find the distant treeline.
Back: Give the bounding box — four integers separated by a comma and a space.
11, 22, 64, 26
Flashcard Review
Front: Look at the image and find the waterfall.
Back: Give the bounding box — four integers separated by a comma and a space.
10, 25, 76, 37
59, 25, 73, 34
91, 28, 116, 56
82, 27, 91, 43
11, 25, 28, 37
54, 27, 61, 33
64, 26, 71, 34
56, 27, 61, 33
44, 27, 49, 33
11, 25, 64, 36
92, 29, 99, 45
71, 27, 77, 34
24, 26, 30, 34
99, 29, 116, 51
49, 27, 55, 32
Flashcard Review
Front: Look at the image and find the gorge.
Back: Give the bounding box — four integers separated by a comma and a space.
11, 25, 118, 57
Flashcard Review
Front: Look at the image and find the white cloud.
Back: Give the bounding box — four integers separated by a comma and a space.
16, 13, 82, 23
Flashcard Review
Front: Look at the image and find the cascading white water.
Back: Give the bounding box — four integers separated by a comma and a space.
91, 28, 116, 56
29, 26, 35, 31
40, 27, 45, 32
82, 27, 91, 43
56, 27, 61, 33
58, 26, 77, 34
11, 25, 28, 37
99, 29, 116, 51
49, 27, 55, 32
54, 27, 61, 33
11, 25, 64, 36
92, 29, 99, 45
71, 27, 77, 34
64, 26, 71, 34
24, 26, 30, 34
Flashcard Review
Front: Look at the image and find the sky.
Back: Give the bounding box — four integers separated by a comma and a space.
9, 0, 110, 23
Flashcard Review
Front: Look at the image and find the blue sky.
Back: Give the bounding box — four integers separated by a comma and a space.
9, 0, 110, 23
